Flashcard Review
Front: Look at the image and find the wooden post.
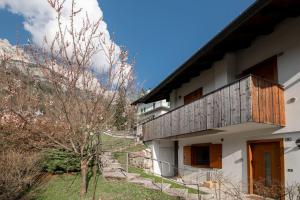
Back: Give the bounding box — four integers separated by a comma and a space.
161, 161, 163, 191
126, 152, 129, 173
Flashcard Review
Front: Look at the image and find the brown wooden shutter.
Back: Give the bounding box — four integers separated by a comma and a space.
183, 146, 192, 165
209, 144, 222, 169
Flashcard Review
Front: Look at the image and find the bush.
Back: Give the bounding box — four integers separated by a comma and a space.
0, 150, 41, 200
42, 149, 80, 173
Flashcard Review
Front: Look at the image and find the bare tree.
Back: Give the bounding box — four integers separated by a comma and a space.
0, 0, 134, 198
36, 0, 134, 196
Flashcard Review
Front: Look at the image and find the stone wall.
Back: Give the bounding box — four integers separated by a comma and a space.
129, 149, 153, 172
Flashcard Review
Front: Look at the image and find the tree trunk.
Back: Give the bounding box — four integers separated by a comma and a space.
80, 159, 89, 198
92, 162, 98, 200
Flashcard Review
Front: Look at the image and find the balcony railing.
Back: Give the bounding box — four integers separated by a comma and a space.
142, 75, 285, 141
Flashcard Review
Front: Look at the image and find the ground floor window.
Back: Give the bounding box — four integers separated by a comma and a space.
191, 145, 210, 167
184, 143, 222, 169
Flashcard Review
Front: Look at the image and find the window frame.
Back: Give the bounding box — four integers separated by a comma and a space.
183, 143, 222, 169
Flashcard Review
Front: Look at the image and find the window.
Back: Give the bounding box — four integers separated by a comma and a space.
192, 145, 210, 166
184, 144, 222, 169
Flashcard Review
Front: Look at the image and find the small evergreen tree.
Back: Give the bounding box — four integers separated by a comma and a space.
114, 89, 127, 130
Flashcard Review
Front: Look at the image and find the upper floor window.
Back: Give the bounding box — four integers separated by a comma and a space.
184, 87, 203, 105
242, 56, 278, 83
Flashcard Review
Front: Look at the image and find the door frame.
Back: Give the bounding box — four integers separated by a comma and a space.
247, 138, 285, 195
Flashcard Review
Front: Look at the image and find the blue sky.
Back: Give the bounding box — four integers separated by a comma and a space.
0, 0, 255, 89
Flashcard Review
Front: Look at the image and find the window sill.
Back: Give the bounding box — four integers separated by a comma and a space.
190, 164, 211, 169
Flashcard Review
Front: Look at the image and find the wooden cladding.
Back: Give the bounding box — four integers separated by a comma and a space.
143, 75, 285, 141
251, 76, 285, 125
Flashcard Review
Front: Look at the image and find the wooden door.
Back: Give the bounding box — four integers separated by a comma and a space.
242, 56, 278, 83
250, 141, 284, 199
184, 88, 203, 105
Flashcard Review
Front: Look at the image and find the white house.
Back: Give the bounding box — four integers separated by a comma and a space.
133, 0, 300, 198
135, 99, 170, 139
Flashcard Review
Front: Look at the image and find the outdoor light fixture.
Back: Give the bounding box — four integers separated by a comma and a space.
295, 139, 300, 148
287, 97, 297, 104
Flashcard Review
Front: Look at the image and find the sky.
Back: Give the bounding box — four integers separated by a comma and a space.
0, 0, 255, 90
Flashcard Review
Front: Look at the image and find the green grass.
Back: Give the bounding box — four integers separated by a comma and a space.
101, 134, 136, 151
30, 174, 178, 200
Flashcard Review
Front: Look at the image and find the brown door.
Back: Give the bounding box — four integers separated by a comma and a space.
249, 141, 284, 199
184, 88, 203, 105
242, 56, 278, 83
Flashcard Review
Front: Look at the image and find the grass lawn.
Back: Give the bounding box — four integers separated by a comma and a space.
30, 174, 178, 200
101, 134, 136, 151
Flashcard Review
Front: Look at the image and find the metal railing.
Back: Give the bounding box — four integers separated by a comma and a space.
115, 151, 218, 199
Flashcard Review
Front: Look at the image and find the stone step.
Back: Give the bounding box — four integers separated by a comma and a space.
189, 193, 214, 200
102, 167, 123, 173
152, 183, 171, 191
103, 163, 122, 169
101, 158, 118, 163
143, 182, 161, 190
125, 172, 140, 180
103, 152, 112, 156
129, 177, 153, 186
165, 187, 188, 198
103, 171, 126, 180
187, 193, 201, 200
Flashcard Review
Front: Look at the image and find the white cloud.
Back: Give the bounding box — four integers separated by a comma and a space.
0, 0, 123, 72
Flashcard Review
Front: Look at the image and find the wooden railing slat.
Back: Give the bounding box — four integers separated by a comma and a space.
230, 82, 241, 125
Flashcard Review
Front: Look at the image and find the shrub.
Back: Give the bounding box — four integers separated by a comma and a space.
0, 150, 41, 200
41, 149, 80, 173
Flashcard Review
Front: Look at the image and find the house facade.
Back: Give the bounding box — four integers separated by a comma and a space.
133, 0, 300, 197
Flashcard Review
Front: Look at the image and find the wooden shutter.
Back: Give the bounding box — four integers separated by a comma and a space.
183, 146, 192, 165
209, 144, 222, 169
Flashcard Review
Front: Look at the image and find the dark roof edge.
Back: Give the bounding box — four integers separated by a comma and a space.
132, 0, 271, 105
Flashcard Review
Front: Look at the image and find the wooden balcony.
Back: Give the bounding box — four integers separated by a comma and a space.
142, 75, 285, 141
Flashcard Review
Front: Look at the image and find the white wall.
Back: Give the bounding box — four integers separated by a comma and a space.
177, 129, 300, 191
147, 140, 175, 177
169, 53, 238, 109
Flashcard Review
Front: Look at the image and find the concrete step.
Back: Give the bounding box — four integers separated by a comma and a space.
165, 188, 188, 198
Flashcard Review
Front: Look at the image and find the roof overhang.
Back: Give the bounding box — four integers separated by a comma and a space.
132, 0, 300, 105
